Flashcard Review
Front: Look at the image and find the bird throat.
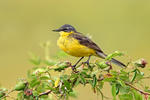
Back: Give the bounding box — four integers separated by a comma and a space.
59, 31, 73, 37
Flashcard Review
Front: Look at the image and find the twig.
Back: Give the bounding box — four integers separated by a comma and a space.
38, 90, 52, 97
1, 89, 15, 99
125, 82, 150, 95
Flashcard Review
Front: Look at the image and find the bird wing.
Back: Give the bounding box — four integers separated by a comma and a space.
70, 32, 104, 53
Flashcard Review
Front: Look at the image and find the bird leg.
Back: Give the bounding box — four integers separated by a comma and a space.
83, 55, 91, 67
72, 57, 84, 70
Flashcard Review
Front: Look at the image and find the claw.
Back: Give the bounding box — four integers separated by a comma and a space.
71, 65, 76, 70
83, 61, 91, 68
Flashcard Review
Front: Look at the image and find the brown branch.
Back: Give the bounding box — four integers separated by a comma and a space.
38, 90, 52, 97
125, 82, 150, 95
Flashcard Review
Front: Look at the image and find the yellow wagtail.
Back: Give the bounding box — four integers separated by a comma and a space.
52, 24, 126, 69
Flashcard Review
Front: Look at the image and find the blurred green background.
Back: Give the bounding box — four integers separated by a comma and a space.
0, 0, 150, 99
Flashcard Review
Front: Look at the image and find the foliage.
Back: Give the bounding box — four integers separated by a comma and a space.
0, 42, 150, 100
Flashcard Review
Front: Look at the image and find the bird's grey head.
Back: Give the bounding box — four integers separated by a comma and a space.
52, 24, 76, 32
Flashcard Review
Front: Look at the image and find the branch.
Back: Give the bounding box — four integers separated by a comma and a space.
38, 90, 52, 97
125, 82, 150, 95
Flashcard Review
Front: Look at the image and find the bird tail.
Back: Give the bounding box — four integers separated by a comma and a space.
96, 51, 126, 68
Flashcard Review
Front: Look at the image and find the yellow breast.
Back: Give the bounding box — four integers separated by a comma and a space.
57, 32, 95, 57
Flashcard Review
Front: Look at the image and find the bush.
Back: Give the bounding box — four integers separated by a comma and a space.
0, 42, 150, 100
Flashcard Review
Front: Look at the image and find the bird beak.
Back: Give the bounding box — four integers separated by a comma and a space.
52, 28, 62, 32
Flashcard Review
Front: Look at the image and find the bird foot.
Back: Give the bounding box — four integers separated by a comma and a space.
71, 65, 79, 73
82, 61, 91, 68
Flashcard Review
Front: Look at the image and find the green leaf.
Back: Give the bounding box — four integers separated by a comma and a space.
40, 75, 50, 80
119, 93, 133, 100
74, 78, 80, 87
106, 51, 123, 60
92, 75, 97, 88
32, 90, 38, 97
79, 74, 86, 85
70, 74, 78, 81
119, 86, 130, 94
54, 62, 69, 72
80, 72, 91, 78
30, 79, 40, 88
32, 68, 47, 75
112, 84, 117, 100
103, 76, 116, 82
96, 61, 108, 69
131, 70, 137, 83
118, 80, 126, 87
63, 80, 71, 91
17, 91, 24, 100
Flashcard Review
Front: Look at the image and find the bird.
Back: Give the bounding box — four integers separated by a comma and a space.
52, 24, 126, 69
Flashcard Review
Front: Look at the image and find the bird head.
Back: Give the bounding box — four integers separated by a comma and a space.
52, 24, 76, 33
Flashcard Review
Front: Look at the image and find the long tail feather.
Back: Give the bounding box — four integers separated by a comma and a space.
96, 51, 126, 68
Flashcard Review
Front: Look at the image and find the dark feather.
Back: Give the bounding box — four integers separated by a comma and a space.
70, 32, 104, 53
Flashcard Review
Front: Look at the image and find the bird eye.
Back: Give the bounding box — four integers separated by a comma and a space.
62, 28, 68, 32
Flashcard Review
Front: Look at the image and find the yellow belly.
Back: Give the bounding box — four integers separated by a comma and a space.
57, 36, 95, 57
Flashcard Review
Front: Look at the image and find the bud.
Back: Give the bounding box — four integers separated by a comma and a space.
24, 89, 33, 96
15, 82, 26, 91
134, 58, 147, 68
